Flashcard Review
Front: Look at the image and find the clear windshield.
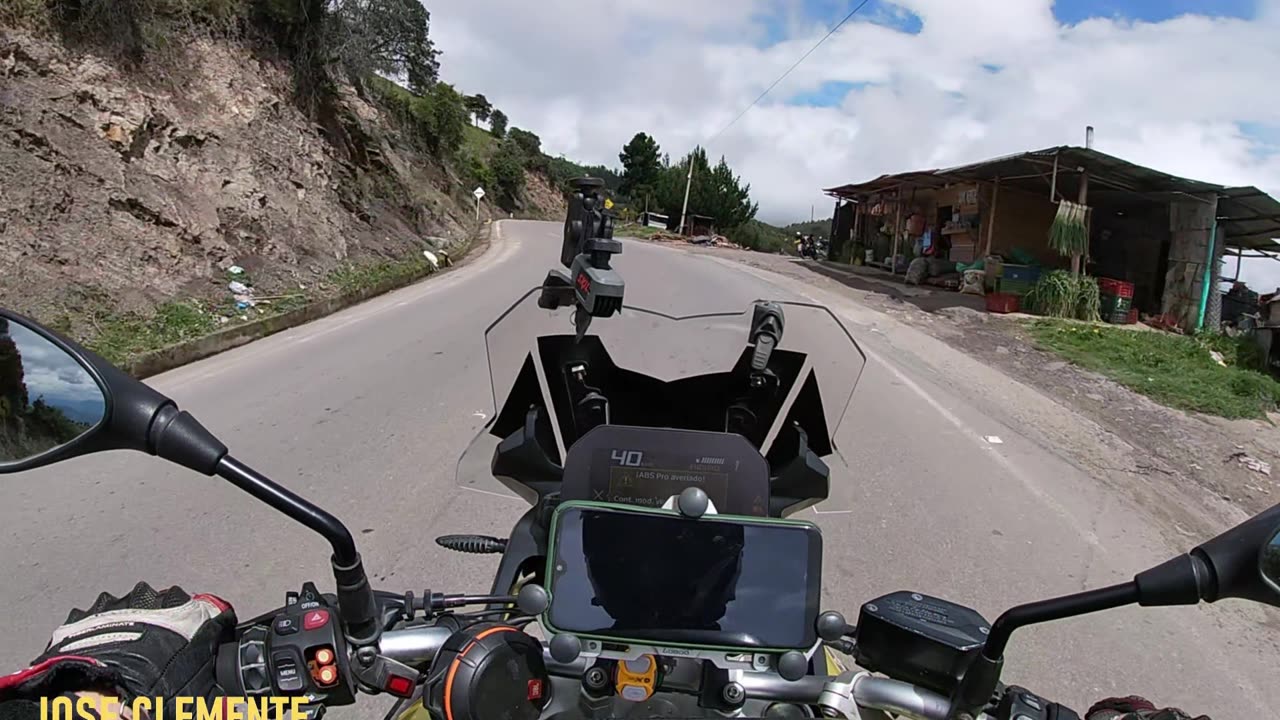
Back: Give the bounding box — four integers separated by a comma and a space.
456, 288, 866, 504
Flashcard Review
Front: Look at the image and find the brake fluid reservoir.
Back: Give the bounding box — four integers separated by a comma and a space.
615, 655, 658, 702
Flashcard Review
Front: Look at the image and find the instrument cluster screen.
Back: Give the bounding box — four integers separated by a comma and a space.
561, 426, 770, 516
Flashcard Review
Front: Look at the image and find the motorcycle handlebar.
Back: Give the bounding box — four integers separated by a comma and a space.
373, 627, 962, 720
220, 622, 1038, 720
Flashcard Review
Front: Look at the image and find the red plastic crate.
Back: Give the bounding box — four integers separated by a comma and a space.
985, 293, 1020, 314
1098, 277, 1134, 299
1127, 308, 1138, 325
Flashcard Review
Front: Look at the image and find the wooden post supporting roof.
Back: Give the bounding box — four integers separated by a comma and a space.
983, 177, 1001, 258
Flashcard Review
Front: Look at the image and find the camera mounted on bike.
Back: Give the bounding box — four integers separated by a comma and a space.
539, 177, 624, 338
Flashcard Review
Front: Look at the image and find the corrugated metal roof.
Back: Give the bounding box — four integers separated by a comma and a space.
824, 146, 1280, 249
1219, 186, 1280, 251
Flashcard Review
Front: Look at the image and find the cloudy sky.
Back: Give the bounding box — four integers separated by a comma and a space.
425, 0, 1280, 287
9, 323, 105, 425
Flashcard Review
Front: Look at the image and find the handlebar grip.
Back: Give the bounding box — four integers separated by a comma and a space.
215, 641, 246, 695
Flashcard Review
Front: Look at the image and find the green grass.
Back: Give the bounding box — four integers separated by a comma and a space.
1025, 319, 1280, 419
325, 254, 438, 295
1, 0, 53, 30
76, 252, 439, 367
619, 220, 793, 252
617, 222, 666, 239
461, 125, 497, 163
88, 300, 231, 366
731, 220, 794, 253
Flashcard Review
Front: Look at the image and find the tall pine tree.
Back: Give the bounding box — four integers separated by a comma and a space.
618, 132, 662, 202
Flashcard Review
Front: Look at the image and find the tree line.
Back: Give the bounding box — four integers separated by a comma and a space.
615, 132, 774, 248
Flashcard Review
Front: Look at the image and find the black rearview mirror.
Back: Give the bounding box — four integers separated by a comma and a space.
1263, 524, 1280, 592
0, 315, 109, 470
0, 307, 383, 643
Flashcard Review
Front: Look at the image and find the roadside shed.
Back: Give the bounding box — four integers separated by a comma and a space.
824, 146, 1280, 331
680, 214, 716, 236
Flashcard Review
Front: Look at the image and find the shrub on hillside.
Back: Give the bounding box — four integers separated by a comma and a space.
369, 76, 468, 158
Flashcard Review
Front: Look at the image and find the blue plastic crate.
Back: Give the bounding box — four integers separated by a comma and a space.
1000, 264, 1041, 284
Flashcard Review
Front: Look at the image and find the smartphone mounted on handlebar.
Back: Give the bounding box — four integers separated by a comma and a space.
539, 177, 624, 339
541, 498, 823, 657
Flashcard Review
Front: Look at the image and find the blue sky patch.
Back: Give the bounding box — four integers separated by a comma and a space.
754, 0, 1255, 48
754, 0, 921, 48
787, 80, 869, 107
1051, 0, 1255, 24
1240, 122, 1280, 160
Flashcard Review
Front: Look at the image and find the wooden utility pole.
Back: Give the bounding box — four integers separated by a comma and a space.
1073, 127, 1094, 275
889, 191, 903, 274
983, 177, 1000, 258
852, 203, 863, 264
1049, 153, 1059, 201
678, 156, 695, 235
1071, 169, 1089, 275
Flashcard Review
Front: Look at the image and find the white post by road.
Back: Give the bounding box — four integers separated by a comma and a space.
473, 186, 485, 222
678, 160, 694, 235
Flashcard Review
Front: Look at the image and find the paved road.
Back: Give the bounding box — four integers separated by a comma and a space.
2, 221, 1275, 718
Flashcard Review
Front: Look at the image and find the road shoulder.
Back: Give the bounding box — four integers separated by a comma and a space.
641, 241, 1268, 544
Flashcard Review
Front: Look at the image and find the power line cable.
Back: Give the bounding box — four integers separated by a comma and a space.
705, 0, 873, 145
678, 0, 872, 232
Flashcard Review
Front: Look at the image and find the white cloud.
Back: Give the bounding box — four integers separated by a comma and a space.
8, 324, 105, 422
427, 0, 1280, 281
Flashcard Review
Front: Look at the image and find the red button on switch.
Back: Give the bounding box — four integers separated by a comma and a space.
385, 674, 414, 697
302, 610, 329, 630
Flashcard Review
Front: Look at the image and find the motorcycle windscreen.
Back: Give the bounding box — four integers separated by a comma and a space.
455, 287, 865, 505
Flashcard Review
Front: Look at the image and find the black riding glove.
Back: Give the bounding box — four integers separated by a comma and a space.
1086, 696, 1211, 720
0, 583, 236, 719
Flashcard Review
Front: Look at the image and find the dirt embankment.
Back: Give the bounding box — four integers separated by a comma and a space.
0, 29, 562, 337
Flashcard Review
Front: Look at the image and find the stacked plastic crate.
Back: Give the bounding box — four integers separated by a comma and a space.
986, 264, 1042, 314
1098, 278, 1135, 324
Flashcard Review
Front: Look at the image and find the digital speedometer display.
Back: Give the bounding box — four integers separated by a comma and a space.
561, 426, 770, 516
596, 447, 733, 510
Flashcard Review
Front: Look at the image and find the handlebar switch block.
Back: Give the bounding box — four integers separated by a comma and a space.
996, 686, 1081, 720
852, 591, 990, 698
261, 583, 357, 706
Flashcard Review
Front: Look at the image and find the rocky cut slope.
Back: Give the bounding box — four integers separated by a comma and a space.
0, 25, 564, 349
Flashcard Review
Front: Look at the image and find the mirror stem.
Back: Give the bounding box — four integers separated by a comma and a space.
215, 456, 380, 644
217, 455, 358, 562
982, 581, 1138, 660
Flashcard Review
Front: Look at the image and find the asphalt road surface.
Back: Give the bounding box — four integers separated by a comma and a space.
2, 221, 1275, 718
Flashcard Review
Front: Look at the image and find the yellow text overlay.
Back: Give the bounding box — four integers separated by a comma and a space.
41, 696, 313, 720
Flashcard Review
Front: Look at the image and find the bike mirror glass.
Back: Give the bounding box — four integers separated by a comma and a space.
1262, 523, 1280, 592
0, 315, 108, 469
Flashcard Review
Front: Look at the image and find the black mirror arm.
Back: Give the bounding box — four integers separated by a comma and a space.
215, 456, 380, 645
0, 311, 381, 644
126, 397, 379, 645
982, 582, 1138, 662
949, 583, 1140, 719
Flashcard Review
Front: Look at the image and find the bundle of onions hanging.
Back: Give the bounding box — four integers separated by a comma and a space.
1048, 200, 1090, 258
